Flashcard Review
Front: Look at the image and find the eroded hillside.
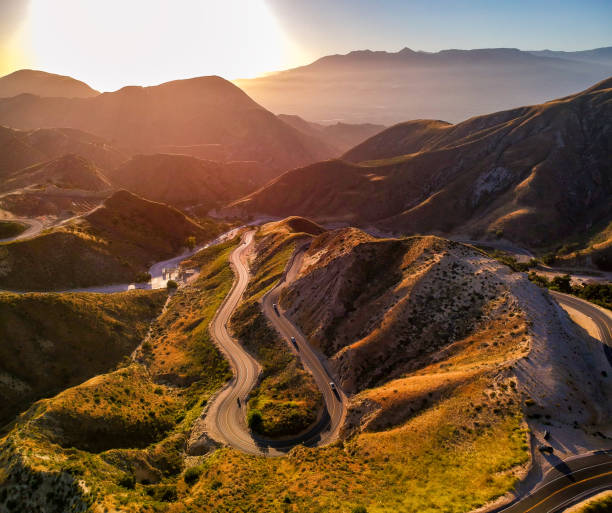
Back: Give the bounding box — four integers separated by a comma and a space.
279, 227, 611, 457
234, 78, 612, 255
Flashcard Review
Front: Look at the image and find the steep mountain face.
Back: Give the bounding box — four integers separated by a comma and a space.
236, 47, 612, 124
0, 69, 99, 99
0, 125, 127, 178
281, 229, 515, 392
0, 154, 112, 193
0, 76, 336, 171
277, 114, 385, 154
278, 225, 611, 458
106, 153, 274, 211
233, 78, 612, 251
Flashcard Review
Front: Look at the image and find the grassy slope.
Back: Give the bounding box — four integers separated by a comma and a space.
0, 192, 225, 291
0, 289, 166, 427
0, 221, 27, 239
0, 226, 531, 513
174, 230, 531, 513
0, 240, 239, 512
230, 229, 323, 438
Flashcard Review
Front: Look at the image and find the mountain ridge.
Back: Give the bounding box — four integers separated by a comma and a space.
0, 75, 336, 171
0, 69, 99, 99
236, 46, 612, 124
232, 77, 612, 257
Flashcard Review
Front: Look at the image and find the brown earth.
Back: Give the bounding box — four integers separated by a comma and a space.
233, 78, 612, 255
0, 69, 99, 99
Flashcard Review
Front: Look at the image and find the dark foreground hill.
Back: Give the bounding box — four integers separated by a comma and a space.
233, 78, 612, 256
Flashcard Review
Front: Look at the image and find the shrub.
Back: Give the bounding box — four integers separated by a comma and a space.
183, 466, 203, 486
247, 409, 263, 431
118, 474, 135, 489
352, 507, 368, 513
185, 236, 197, 250
135, 272, 152, 283
167, 279, 178, 290
146, 484, 178, 502
550, 274, 572, 294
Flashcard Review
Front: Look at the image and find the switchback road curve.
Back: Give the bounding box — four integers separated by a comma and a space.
205, 233, 347, 455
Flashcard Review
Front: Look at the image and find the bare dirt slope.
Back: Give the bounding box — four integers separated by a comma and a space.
278, 228, 612, 463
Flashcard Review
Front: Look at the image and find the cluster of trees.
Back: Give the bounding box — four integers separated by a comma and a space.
487, 250, 538, 272
528, 272, 612, 309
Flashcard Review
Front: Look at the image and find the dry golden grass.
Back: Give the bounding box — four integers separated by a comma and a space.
0, 239, 240, 512
0, 289, 166, 426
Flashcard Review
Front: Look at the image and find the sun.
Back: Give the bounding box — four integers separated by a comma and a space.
26, 0, 302, 91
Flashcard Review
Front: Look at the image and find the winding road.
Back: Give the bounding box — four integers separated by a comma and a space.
551, 291, 612, 367
495, 451, 612, 513
205, 233, 347, 456
0, 218, 43, 243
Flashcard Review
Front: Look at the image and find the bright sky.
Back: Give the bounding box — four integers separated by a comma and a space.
1, 0, 611, 92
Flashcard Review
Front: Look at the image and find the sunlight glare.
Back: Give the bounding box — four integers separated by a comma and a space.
27, 0, 301, 91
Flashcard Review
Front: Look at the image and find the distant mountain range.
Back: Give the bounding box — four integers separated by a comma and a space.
236, 47, 612, 124
232, 77, 612, 265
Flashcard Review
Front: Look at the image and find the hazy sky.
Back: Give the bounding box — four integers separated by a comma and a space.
1, 0, 610, 92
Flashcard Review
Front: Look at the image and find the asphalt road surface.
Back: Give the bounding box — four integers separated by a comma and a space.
206, 234, 347, 456
551, 291, 612, 367
0, 218, 43, 243
61, 227, 243, 293
494, 451, 612, 513
494, 292, 612, 512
